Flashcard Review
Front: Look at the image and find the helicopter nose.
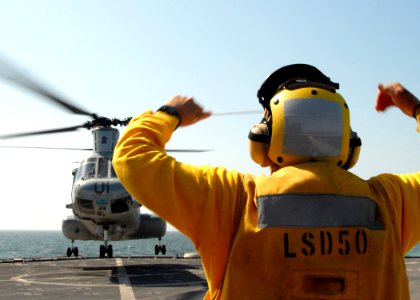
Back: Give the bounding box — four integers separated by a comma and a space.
73, 179, 132, 216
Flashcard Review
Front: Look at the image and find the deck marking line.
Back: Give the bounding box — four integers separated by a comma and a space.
116, 258, 136, 300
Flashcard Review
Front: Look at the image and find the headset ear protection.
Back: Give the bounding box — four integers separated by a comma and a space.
248, 64, 362, 169
341, 130, 362, 170
248, 117, 271, 167
248, 116, 362, 169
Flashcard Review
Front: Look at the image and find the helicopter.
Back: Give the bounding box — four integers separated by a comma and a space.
0, 57, 260, 259
0, 57, 207, 258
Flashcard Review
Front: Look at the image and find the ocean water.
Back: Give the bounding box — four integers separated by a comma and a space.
1, 230, 420, 259
408, 244, 420, 257
0, 230, 196, 259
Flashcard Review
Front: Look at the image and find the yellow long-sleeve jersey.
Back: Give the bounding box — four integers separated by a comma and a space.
113, 110, 420, 299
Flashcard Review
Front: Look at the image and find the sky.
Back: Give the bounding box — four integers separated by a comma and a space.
0, 0, 419, 232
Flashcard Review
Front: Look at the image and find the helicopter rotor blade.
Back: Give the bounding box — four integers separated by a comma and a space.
0, 109, 261, 139
0, 56, 97, 119
0, 145, 208, 152
166, 149, 210, 153
0, 124, 88, 139
0, 145, 93, 151
212, 110, 261, 116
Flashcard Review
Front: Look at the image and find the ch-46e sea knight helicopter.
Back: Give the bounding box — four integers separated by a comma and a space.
0, 57, 216, 259
0, 57, 259, 259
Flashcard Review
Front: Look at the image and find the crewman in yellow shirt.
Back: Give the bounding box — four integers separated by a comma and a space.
113, 64, 420, 299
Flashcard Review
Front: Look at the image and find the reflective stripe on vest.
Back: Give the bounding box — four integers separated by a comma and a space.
257, 193, 384, 229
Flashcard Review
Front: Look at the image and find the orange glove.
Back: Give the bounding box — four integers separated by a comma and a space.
375, 83, 420, 118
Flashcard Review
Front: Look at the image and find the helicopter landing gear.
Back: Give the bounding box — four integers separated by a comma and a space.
99, 244, 113, 258
99, 227, 113, 258
155, 238, 166, 255
66, 240, 79, 257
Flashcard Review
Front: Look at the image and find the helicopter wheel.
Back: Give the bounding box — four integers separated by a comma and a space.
67, 240, 79, 257
154, 244, 167, 255
100, 245, 106, 258
107, 245, 113, 258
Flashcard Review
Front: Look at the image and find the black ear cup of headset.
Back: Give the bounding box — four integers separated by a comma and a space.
342, 130, 362, 170
248, 119, 271, 167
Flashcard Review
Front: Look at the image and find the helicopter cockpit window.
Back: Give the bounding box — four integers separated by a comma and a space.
75, 157, 114, 179
76, 158, 96, 180
97, 157, 109, 178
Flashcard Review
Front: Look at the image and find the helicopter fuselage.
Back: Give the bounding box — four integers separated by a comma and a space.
62, 128, 166, 243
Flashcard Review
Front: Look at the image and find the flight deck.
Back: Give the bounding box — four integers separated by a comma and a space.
1, 256, 420, 299
0, 256, 207, 300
